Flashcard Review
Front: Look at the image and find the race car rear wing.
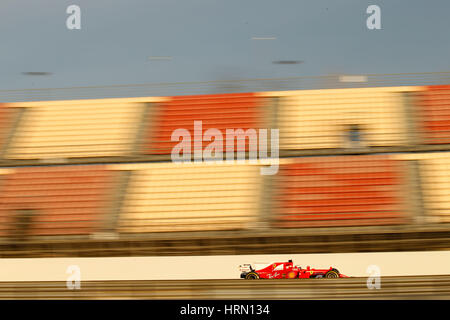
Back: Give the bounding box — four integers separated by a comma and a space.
239, 264, 253, 272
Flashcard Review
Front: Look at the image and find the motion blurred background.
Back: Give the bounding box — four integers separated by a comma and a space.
0, 0, 450, 299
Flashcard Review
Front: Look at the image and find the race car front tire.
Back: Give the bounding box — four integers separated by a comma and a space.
324, 270, 340, 278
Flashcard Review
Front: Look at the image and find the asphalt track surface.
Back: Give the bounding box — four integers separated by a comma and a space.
0, 275, 449, 299
2, 251, 450, 281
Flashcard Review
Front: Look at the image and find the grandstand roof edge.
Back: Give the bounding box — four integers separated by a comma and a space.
255, 85, 425, 97
3, 96, 170, 107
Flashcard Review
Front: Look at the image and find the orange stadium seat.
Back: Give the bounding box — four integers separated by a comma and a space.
144, 93, 265, 155
113, 161, 263, 233
0, 165, 117, 236
418, 85, 450, 144
3, 98, 160, 159
258, 87, 419, 150
274, 155, 409, 227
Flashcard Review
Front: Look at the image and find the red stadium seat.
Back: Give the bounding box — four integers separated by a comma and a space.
274, 155, 409, 227
144, 93, 265, 155
0, 165, 117, 236
418, 85, 450, 144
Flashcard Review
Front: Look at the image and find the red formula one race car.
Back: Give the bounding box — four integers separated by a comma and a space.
239, 260, 348, 279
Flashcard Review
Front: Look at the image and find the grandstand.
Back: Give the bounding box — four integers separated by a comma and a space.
0, 83, 449, 258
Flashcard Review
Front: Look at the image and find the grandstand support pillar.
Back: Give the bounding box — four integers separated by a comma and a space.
257, 97, 279, 230
403, 91, 423, 147
133, 102, 155, 157
0, 107, 26, 160
102, 169, 132, 236
405, 160, 426, 225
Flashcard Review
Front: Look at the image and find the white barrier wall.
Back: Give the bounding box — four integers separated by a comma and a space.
0, 251, 449, 281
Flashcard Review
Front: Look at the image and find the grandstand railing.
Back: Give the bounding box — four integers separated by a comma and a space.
1, 71, 450, 102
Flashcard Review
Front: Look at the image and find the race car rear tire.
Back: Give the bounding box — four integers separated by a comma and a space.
325, 270, 339, 278
245, 272, 260, 280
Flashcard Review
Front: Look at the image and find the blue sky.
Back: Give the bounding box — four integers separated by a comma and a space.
0, 0, 449, 91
